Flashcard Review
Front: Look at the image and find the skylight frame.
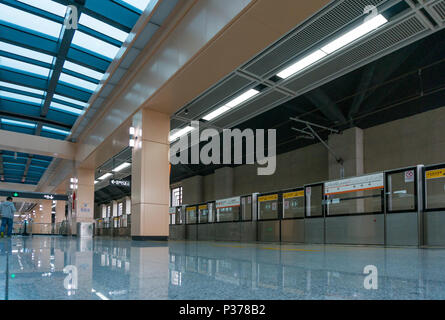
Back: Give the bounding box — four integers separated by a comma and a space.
0, 81, 45, 96
79, 13, 129, 43
1, 118, 37, 129
63, 60, 104, 81
52, 94, 88, 108
42, 125, 71, 136
0, 3, 63, 39
16, 0, 68, 17
119, 0, 153, 12
50, 102, 84, 115
0, 41, 54, 64
0, 90, 43, 105
59, 73, 99, 92
71, 31, 121, 60
0, 56, 51, 78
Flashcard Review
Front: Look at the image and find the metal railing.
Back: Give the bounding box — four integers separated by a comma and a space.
11, 221, 71, 236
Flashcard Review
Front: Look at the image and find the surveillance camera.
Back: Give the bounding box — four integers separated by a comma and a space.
184, 109, 189, 115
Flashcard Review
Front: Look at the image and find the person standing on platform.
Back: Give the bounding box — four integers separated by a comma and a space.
0, 197, 16, 237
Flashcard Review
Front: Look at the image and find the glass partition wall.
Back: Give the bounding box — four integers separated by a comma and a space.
258, 193, 279, 220
386, 168, 417, 213
282, 189, 304, 219
424, 165, 445, 210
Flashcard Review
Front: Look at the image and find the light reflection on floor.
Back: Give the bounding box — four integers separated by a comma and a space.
0, 236, 444, 300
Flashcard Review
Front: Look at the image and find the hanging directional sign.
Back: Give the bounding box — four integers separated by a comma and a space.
0, 190, 68, 201
110, 179, 131, 187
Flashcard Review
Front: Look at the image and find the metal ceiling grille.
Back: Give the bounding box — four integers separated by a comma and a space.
177, 74, 254, 120
243, 0, 386, 78
172, 0, 445, 140
430, 0, 445, 21
283, 14, 428, 93
213, 90, 288, 128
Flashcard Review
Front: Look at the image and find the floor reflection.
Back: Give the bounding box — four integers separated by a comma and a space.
0, 236, 444, 299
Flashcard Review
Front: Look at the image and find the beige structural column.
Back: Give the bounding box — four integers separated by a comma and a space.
55, 201, 66, 224
328, 127, 364, 180
72, 168, 95, 235
34, 200, 52, 234
181, 175, 203, 205
131, 109, 170, 241
214, 167, 234, 200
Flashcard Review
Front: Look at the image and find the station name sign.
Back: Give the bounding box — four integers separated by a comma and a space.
324, 172, 384, 196
0, 190, 68, 201
216, 197, 241, 209
110, 179, 131, 187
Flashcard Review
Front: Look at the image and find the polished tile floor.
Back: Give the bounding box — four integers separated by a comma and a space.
0, 235, 444, 299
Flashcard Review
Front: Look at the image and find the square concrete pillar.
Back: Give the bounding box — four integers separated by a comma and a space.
74, 168, 95, 224
131, 109, 170, 240
214, 167, 234, 199
181, 175, 203, 205
55, 201, 66, 224
328, 127, 364, 180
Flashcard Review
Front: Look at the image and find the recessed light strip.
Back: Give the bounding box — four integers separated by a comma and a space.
169, 126, 194, 142
276, 14, 388, 79
112, 162, 131, 172
202, 89, 260, 122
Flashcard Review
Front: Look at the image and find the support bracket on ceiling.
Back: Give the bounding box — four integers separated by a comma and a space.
290, 117, 344, 177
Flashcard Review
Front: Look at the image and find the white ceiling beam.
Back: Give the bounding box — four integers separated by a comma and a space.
0, 129, 76, 160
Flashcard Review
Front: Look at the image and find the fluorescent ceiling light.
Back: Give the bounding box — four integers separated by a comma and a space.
98, 173, 113, 181
52, 94, 88, 108
16, 0, 67, 17
72, 31, 120, 60
0, 56, 51, 77
94, 180, 99, 184
0, 3, 62, 39
203, 105, 230, 121
321, 15, 388, 54
121, 0, 152, 12
0, 81, 45, 96
112, 162, 131, 172
0, 41, 54, 64
59, 73, 98, 92
226, 89, 260, 108
79, 13, 128, 42
202, 89, 259, 121
63, 61, 104, 81
276, 50, 327, 79
50, 102, 84, 115
0, 90, 43, 105
169, 126, 194, 142
1, 118, 36, 128
42, 125, 71, 135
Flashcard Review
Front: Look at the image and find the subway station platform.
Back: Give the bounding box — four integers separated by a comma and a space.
1, 235, 445, 300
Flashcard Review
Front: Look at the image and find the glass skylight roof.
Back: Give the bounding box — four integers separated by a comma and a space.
63, 61, 104, 81
121, 0, 153, 12
79, 13, 129, 42
59, 73, 98, 92
0, 81, 45, 96
0, 41, 54, 64
42, 126, 71, 136
0, 3, 62, 39
50, 102, 84, 115
0, 56, 51, 77
16, 0, 68, 17
52, 94, 88, 108
1, 118, 36, 129
0, 90, 43, 105
72, 31, 121, 60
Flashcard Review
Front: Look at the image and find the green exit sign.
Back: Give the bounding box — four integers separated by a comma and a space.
13, 193, 19, 197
